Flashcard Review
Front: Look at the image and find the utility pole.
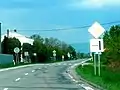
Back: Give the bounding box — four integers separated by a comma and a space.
0, 23, 1, 53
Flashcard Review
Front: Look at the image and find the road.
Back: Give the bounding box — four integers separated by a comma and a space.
0, 60, 88, 90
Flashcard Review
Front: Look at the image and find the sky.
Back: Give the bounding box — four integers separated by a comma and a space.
0, 0, 120, 44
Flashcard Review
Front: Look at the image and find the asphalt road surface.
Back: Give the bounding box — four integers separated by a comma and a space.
0, 60, 87, 90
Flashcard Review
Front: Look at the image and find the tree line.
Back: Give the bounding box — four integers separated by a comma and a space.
1, 34, 77, 63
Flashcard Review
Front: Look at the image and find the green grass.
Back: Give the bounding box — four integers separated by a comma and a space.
76, 65, 120, 90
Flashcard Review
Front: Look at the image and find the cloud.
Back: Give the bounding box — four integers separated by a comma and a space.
68, 0, 120, 9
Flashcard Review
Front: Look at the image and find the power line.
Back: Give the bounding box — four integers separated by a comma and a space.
17, 20, 120, 32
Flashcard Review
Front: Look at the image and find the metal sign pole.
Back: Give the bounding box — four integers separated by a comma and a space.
16, 53, 18, 64
94, 53, 97, 75
17, 54, 19, 64
98, 52, 101, 76
54, 56, 56, 61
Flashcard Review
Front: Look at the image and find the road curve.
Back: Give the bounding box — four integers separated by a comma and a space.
0, 60, 86, 90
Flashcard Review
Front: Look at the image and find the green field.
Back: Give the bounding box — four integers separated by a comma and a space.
76, 65, 120, 90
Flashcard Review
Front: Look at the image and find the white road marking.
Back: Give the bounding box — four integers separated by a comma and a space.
3, 88, 8, 90
68, 74, 73, 79
38, 68, 41, 69
32, 70, 35, 72
80, 84, 94, 90
72, 79, 76, 82
25, 73, 28, 75
15, 78, 20, 82
75, 80, 78, 83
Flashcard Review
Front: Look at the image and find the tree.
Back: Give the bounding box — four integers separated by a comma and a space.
68, 45, 76, 59
30, 34, 44, 43
2, 37, 21, 54
30, 34, 77, 62
22, 43, 33, 62
2, 37, 21, 63
102, 25, 120, 70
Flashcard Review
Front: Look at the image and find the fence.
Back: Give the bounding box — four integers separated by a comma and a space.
0, 54, 13, 64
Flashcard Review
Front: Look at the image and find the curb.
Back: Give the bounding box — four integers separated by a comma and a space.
66, 59, 105, 90
0, 64, 42, 72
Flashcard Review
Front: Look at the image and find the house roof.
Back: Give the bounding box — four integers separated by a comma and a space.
1, 32, 34, 45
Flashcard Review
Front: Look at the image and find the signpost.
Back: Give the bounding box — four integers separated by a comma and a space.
88, 22, 105, 76
88, 22, 105, 39
62, 55, 64, 61
53, 50, 56, 61
24, 52, 29, 63
90, 39, 104, 52
67, 52, 70, 59
14, 47, 20, 64
33, 53, 37, 63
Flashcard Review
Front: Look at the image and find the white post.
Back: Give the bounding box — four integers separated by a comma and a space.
94, 53, 97, 75
20, 47, 23, 63
98, 52, 101, 76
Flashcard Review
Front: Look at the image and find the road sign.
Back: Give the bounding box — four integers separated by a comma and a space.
24, 52, 29, 56
33, 53, 37, 56
67, 52, 70, 58
88, 22, 105, 38
53, 50, 56, 53
14, 47, 20, 53
90, 39, 104, 52
62, 55, 64, 59
53, 53, 56, 57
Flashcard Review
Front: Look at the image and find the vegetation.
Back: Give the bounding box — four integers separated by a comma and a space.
2, 36, 21, 63
76, 25, 120, 90
101, 25, 120, 70
1, 34, 77, 63
76, 65, 120, 90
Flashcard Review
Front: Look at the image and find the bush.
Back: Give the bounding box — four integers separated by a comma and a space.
0, 63, 14, 68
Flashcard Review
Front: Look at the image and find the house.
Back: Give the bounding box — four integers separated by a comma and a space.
1, 30, 34, 63
1, 30, 34, 45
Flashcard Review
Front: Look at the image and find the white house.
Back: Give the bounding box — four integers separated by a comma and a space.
1, 30, 34, 63
1, 30, 34, 45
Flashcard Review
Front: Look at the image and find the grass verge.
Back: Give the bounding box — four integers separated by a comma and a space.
76, 64, 120, 90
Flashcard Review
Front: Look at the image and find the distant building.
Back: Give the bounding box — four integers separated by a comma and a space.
1, 30, 34, 45
1, 30, 34, 63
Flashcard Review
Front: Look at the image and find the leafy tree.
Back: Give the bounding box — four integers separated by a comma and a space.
22, 43, 33, 62
2, 36, 21, 63
102, 25, 120, 70
30, 34, 77, 62
2, 37, 21, 54
30, 34, 44, 43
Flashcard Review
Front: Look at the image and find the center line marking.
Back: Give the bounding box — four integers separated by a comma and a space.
3, 88, 8, 90
25, 73, 28, 75
15, 78, 20, 82
32, 70, 35, 72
